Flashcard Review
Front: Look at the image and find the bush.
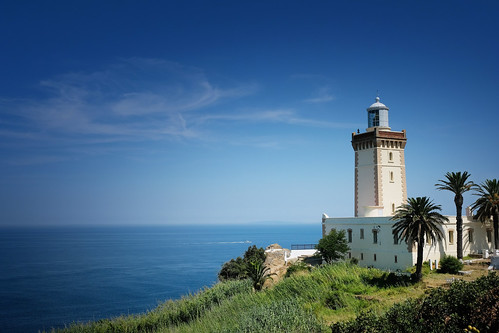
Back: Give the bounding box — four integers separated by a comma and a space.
438, 255, 463, 274
218, 245, 266, 281
330, 273, 499, 333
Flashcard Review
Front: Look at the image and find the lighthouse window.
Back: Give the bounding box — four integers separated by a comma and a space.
368, 110, 380, 127
390, 172, 394, 182
389, 152, 393, 162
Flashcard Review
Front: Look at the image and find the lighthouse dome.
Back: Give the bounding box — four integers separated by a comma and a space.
367, 97, 389, 111
366, 96, 390, 130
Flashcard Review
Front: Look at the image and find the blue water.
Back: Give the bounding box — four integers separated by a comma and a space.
0, 224, 320, 332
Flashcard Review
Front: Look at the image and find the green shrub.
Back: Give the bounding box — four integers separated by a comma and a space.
438, 255, 463, 274
316, 229, 350, 263
218, 245, 266, 281
329, 273, 499, 333
285, 261, 311, 277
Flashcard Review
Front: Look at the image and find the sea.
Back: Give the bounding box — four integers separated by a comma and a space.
0, 224, 320, 332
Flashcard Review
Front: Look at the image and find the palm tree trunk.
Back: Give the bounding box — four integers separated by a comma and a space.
493, 210, 499, 250
455, 195, 463, 259
415, 229, 424, 282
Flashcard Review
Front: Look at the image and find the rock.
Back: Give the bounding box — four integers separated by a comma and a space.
263, 243, 290, 288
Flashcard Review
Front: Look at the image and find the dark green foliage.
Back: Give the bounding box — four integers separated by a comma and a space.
218, 245, 266, 281
243, 245, 266, 264
472, 179, 499, 250
246, 261, 274, 291
316, 229, 349, 263
325, 290, 349, 310
330, 272, 499, 333
470, 286, 499, 332
438, 255, 463, 274
349, 257, 359, 265
285, 261, 311, 277
363, 271, 411, 288
218, 257, 247, 280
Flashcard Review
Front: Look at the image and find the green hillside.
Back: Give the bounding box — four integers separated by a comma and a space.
50, 263, 498, 333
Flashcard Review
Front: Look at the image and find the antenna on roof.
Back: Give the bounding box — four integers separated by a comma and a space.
376, 89, 380, 98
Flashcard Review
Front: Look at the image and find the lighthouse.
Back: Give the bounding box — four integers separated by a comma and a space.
351, 97, 407, 217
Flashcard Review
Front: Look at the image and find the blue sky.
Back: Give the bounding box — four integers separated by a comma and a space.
1, 1, 497, 225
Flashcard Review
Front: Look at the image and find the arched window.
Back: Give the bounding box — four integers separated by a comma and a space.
390, 171, 394, 182
392, 203, 395, 213
389, 152, 393, 161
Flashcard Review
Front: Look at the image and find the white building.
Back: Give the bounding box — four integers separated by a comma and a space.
322, 97, 494, 271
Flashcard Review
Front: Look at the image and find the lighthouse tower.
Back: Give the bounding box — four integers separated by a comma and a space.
351, 97, 407, 217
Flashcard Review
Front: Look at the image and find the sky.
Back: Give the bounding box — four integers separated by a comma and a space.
0, 1, 498, 226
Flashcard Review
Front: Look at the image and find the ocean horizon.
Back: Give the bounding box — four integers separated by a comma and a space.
0, 223, 320, 332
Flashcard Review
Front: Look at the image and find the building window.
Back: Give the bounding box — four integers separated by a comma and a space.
360, 253, 364, 260
360, 228, 364, 239
348, 229, 352, 243
373, 230, 378, 244
389, 152, 393, 162
393, 232, 399, 245
348, 252, 352, 259
392, 203, 396, 214
487, 229, 493, 243
394, 255, 398, 263
374, 254, 377, 261
449, 230, 454, 244
390, 171, 394, 182
426, 236, 432, 245
468, 229, 474, 243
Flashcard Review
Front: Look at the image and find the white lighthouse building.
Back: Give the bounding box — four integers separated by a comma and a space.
322, 97, 492, 271
353, 97, 407, 218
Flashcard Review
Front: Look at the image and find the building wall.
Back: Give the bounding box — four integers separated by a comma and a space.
353, 129, 407, 218
419, 216, 492, 263
323, 215, 493, 271
379, 147, 405, 216
322, 217, 413, 271
356, 149, 377, 217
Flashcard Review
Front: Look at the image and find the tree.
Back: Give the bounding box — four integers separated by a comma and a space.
435, 171, 475, 259
471, 179, 499, 250
391, 197, 448, 282
218, 245, 266, 281
316, 229, 349, 263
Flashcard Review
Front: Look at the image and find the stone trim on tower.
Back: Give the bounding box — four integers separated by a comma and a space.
355, 151, 359, 217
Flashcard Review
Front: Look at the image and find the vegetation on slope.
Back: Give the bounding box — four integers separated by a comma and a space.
52, 263, 423, 333
51, 260, 499, 333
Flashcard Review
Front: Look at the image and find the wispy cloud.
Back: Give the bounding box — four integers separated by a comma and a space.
1, 58, 255, 145
197, 108, 356, 129
303, 86, 335, 104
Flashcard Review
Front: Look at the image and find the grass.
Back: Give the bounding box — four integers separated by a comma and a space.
50, 261, 492, 332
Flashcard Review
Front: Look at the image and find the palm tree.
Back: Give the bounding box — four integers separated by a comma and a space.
246, 261, 275, 291
391, 197, 448, 282
471, 179, 499, 250
435, 171, 475, 259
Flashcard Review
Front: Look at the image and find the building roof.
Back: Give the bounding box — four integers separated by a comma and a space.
367, 96, 389, 111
